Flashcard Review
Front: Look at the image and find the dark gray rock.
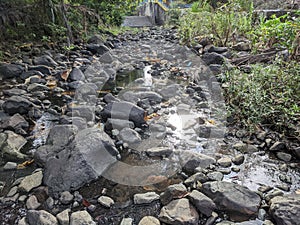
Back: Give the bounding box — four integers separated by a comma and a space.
3, 88, 27, 96
184, 172, 208, 187
20, 70, 45, 80
71, 106, 95, 122
1, 113, 29, 132
269, 142, 286, 152
33, 55, 58, 67
88, 35, 105, 44
69, 67, 85, 81
269, 194, 300, 225
46, 125, 78, 147
188, 190, 217, 217
232, 154, 245, 165
27, 83, 49, 92
118, 128, 142, 149
87, 44, 110, 55
136, 91, 163, 103
27, 210, 58, 225
207, 46, 228, 54
276, 152, 292, 162
0, 63, 23, 79
105, 118, 135, 131
201, 181, 261, 221
100, 101, 146, 128
99, 52, 114, 64
28, 65, 51, 75
103, 93, 120, 104
34, 145, 64, 166
2, 96, 33, 115
202, 52, 226, 65
159, 198, 199, 225
233, 42, 251, 51
43, 128, 118, 194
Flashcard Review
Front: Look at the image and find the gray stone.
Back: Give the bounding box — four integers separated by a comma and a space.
27, 210, 58, 225
139, 216, 160, 225
28, 65, 51, 75
136, 91, 163, 103
0, 131, 27, 161
18, 171, 43, 193
43, 128, 118, 194
3, 88, 27, 96
120, 218, 133, 225
3, 162, 17, 170
71, 106, 95, 121
0, 63, 23, 79
26, 195, 41, 210
7, 186, 18, 197
2, 113, 29, 132
18, 217, 28, 225
269, 195, 300, 225
184, 172, 208, 187
202, 52, 226, 65
99, 52, 114, 64
134, 192, 160, 204
100, 101, 146, 128
160, 183, 188, 205
232, 154, 245, 165
276, 152, 292, 162
145, 147, 173, 157
33, 55, 58, 67
60, 191, 74, 204
98, 196, 114, 208
188, 190, 216, 217
103, 93, 120, 104
70, 67, 85, 81
46, 125, 78, 147
87, 44, 110, 55
105, 118, 135, 131
265, 190, 284, 202
2, 96, 32, 115
118, 128, 142, 149
201, 181, 261, 221
34, 145, 64, 166
70, 210, 96, 225
233, 42, 251, 51
175, 150, 216, 174
207, 171, 224, 181
159, 198, 199, 225
56, 209, 70, 225
27, 83, 49, 92
217, 157, 232, 167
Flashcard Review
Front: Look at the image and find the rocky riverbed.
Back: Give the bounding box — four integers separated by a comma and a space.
0, 27, 299, 225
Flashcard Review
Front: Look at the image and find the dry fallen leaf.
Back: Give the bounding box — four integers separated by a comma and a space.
144, 113, 160, 121
61, 69, 71, 81
17, 159, 34, 169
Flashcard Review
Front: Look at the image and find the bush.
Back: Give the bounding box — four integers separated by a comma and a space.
222, 60, 300, 134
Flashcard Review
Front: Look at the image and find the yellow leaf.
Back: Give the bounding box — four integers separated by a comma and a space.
61, 69, 71, 81
17, 159, 34, 169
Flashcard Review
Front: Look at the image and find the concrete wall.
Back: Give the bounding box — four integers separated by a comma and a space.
138, 2, 167, 25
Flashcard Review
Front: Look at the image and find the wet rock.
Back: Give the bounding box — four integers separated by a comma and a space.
278, 174, 292, 184
3, 162, 17, 170
33, 55, 58, 67
176, 150, 216, 174
60, 191, 74, 204
56, 209, 70, 225
0, 131, 27, 160
98, 196, 114, 208
145, 147, 173, 157
43, 128, 118, 194
105, 118, 135, 131
27, 210, 58, 225
0, 63, 23, 79
69, 67, 85, 81
232, 154, 245, 165
139, 216, 160, 225
233, 142, 258, 153
265, 190, 284, 202
3, 88, 27, 96
269, 142, 286, 151
46, 125, 78, 147
120, 218, 133, 225
118, 127, 142, 149
100, 101, 146, 127
188, 190, 216, 217
160, 183, 188, 205
217, 157, 232, 167
201, 181, 261, 221
158, 84, 180, 100
18, 171, 43, 193
159, 198, 199, 225
2, 96, 33, 115
184, 172, 208, 187
26, 195, 41, 210
202, 52, 226, 65
134, 192, 160, 204
269, 194, 300, 225
276, 152, 292, 162
70, 210, 96, 225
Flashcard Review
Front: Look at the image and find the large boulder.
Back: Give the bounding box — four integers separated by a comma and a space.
269, 194, 300, 225
201, 181, 261, 221
2, 96, 33, 115
33, 55, 58, 67
27, 210, 58, 225
100, 101, 146, 127
0, 63, 23, 79
43, 128, 119, 194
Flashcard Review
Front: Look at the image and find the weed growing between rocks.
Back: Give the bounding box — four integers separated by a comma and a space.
221, 60, 300, 135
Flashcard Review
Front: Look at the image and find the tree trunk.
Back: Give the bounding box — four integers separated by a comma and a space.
60, 0, 73, 46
